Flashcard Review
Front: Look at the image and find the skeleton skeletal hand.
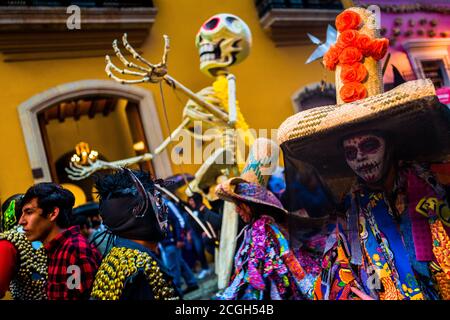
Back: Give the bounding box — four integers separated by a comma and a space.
65, 153, 154, 180
105, 33, 170, 84
65, 159, 117, 181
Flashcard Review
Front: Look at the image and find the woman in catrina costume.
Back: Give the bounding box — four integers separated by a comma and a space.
0, 194, 47, 300
215, 177, 307, 300
278, 7, 450, 300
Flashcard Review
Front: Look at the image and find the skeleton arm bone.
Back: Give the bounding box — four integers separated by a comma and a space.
153, 117, 190, 154
65, 156, 152, 181
104, 154, 154, 169
66, 118, 190, 180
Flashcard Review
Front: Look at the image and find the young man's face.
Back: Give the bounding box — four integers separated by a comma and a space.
19, 198, 53, 242
343, 133, 386, 183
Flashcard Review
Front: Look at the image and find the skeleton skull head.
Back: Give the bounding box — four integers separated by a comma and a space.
195, 13, 252, 77
343, 133, 386, 183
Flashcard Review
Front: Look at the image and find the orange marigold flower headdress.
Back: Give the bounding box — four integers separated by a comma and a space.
323, 8, 389, 103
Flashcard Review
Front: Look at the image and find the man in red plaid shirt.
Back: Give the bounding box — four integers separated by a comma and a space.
19, 183, 101, 300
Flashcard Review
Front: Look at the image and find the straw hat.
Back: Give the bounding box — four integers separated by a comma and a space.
278, 7, 450, 178
215, 177, 287, 218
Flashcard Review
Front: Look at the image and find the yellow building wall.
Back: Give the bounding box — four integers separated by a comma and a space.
45, 103, 133, 165
0, 0, 334, 199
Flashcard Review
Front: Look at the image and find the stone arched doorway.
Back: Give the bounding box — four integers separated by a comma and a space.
18, 80, 172, 184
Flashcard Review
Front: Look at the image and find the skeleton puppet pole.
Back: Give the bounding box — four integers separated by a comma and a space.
217, 73, 238, 287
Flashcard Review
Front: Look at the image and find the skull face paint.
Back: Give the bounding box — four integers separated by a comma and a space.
195, 13, 252, 77
343, 134, 386, 183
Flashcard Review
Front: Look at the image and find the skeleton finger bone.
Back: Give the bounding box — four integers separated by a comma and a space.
106, 34, 229, 123
65, 165, 91, 181
105, 55, 150, 84
67, 168, 95, 181
122, 34, 169, 83
67, 173, 86, 181
122, 33, 155, 69
68, 161, 85, 173
64, 166, 82, 177
112, 39, 151, 73
162, 34, 170, 66
106, 55, 148, 77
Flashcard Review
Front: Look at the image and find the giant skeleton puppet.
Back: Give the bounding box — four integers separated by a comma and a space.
66, 14, 255, 289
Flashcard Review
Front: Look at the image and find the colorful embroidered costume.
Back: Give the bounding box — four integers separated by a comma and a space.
216, 177, 307, 300
292, 230, 329, 299
218, 215, 305, 300
277, 6, 450, 300
317, 163, 450, 300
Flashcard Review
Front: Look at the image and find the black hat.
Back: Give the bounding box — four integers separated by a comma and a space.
95, 169, 168, 242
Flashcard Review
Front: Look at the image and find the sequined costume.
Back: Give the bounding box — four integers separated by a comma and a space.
91, 238, 178, 300
0, 226, 47, 300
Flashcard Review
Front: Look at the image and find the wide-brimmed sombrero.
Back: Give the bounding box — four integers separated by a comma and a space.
277, 7, 450, 179
215, 177, 287, 218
